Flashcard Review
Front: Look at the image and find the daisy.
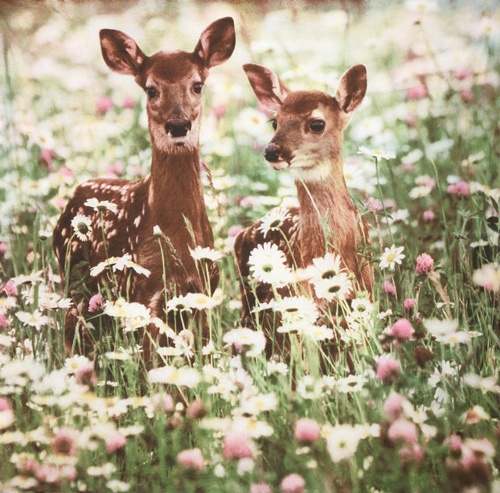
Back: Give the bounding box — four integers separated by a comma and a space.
257, 207, 291, 238
64, 355, 92, 375
189, 246, 223, 262
148, 365, 201, 387
379, 245, 405, 270
300, 324, 334, 341
472, 263, 499, 292
239, 392, 278, 415
273, 295, 319, 332
223, 328, 266, 357
248, 242, 293, 287
324, 424, 366, 462
104, 299, 150, 332
165, 295, 192, 313
185, 292, 219, 310
424, 319, 471, 345
309, 252, 344, 281
84, 198, 118, 214
15, 310, 49, 330
71, 214, 92, 241
358, 146, 396, 160
312, 272, 353, 302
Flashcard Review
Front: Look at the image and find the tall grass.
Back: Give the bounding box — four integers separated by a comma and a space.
0, 2, 498, 492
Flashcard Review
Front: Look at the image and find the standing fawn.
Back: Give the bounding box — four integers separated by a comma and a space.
234, 63, 374, 357
53, 18, 235, 365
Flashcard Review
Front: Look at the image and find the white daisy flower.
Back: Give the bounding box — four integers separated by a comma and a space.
189, 246, 223, 262
248, 242, 293, 287
71, 214, 92, 241
312, 272, 353, 302
257, 207, 291, 238
84, 197, 118, 213
379, 245, 405, 270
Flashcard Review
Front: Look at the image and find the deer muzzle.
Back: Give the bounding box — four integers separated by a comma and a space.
165, 119, 192, 138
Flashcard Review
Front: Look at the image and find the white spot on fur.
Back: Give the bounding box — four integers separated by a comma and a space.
311, 108, 326, 120
134, 216, 141, 228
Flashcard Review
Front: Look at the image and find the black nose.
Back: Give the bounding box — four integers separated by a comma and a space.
166, 120, 192, 137
264, 143, 281, 162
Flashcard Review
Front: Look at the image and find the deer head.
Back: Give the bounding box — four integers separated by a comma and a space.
100, 17, 235, 153
243, 63, 367, 181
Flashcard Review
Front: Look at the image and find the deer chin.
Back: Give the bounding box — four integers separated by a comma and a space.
269, 160, 290, 171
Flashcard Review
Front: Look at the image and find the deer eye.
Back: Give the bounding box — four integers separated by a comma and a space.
193, 82, 203, 94
310, 119, 325, 132
271, 119, 278, 130
146, 86, 158, 99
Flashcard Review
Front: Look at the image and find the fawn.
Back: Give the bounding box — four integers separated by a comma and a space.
234, 63, 374, 358
53, 18, 235, 365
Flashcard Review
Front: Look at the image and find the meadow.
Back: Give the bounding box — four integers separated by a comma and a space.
0, 1, 498, 492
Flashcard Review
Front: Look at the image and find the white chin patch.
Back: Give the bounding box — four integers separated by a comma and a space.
293, 163, 331, 182
271, 161, 290, 170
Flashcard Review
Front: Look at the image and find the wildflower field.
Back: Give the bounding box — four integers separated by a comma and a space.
0, 0, 498, 492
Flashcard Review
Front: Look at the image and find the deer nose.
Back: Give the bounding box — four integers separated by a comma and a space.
264, 143, 282, 162
165, 119, 192, 137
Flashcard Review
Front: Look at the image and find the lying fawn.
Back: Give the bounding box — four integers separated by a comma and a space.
234, 63, 374, 354
53, 18, 235, 364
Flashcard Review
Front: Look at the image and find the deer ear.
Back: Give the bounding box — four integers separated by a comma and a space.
243, 63, 290, 113
99, 29, 146, 76
194, 17, 236, 69
335, 64, 367, 114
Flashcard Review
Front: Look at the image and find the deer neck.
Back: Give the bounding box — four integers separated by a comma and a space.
294, 159, 357, 266
147, 146, 212, 247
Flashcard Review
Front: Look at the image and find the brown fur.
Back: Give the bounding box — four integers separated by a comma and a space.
53, 18, 235, 365
234, 63, 374, 360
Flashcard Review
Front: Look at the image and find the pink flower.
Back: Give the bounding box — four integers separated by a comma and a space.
228, 224, 243, 237
38, 148, 57, 169
460, 90, 474, 103
365, 196, 383, 213
222, 430, 253, 460
2, 279, 17, 296
122, 97, 136, 109
186, 398, 206, 420
52, 427, 78, 456
0, 397, 11, 412
406, 84, 428, 100
294, 418, 321, 444
415, 253, 434, 275
399, 443, 424, 465
0, 242, 7, 255
96, 95, 114, 115
240, 196, 259, 207
455, 69, 472, 80
376, 355, 401, 383
107, 160, 125, 176
250, 483, 273, 493
74, 361, 97, 387
390, 318, 414, 341
403, 298, 416, 311
447, 181, 470, 196
88, 294, 103, 313
446, 434, 463, 455
383, 392, 410, 421
212, 104, 227, 119
177, 448, 205, 471
280, 473, 306, 493
105, 431, 127, 453
382, 280, 396, 295
153, 393, 174, 413
387, 418, 418, 445
422, 210, 435, 222
0, 313, 8, 328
